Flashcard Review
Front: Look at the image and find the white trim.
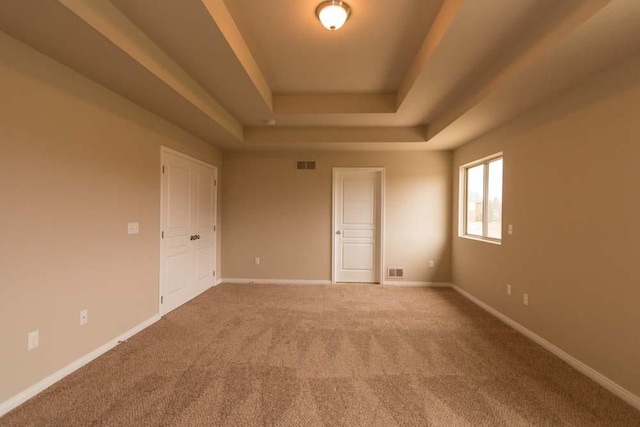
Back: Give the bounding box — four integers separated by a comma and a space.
0, 315, 160, 417
222, 278, 331, 286
160, 146, 218, 170
383, 281, 453, 287
451, 285, 640, 411
159, 149, 164, 314
212, 167, 219, 289
459, 151, 504, 171
332, 167, 385, 285
458, 234, 502, 245
380, 170, 386, 286
214, 278, 223, 286
221, 279, 454, 288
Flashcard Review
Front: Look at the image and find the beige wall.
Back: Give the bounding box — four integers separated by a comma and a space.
452, 56, 640, 397
222, 150, 452, 283
0, 33, 221, 402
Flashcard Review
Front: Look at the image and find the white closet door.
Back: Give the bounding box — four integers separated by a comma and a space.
160, 150, 216, 315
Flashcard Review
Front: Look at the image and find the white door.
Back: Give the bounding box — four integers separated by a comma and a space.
192, 163, 216, 293
333, 169, 383, 283
160, 149, 217, 315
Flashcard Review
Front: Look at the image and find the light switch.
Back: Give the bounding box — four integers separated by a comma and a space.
127, 222, 139, 234
508, 224, 513, 235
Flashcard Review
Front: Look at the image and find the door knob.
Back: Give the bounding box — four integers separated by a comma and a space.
336, 230, 341, 235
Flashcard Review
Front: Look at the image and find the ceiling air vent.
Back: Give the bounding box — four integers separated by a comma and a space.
388, 268, 404, 278
296, 161, 307, 170
306, 161, 316, 170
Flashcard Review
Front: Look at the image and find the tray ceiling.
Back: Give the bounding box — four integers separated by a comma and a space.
1, 0, 639, 151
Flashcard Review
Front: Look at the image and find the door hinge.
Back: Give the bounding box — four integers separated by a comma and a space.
162, 165, 165, 173
161, 296, 164, 304
214, 179, 217, 186
213, 270, 216, 277
161, 231, 164, 239
214, 225, 216, 231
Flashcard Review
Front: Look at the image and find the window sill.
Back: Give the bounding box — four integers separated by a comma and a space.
458, 234, 502, 245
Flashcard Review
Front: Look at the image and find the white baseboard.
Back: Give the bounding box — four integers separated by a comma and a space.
0, 314, 161, 417
451, 285, 640, 411
214, 278, 223, 286
222, 279, 455, 288
222, 278, 332, 286
383, 281, 453, 287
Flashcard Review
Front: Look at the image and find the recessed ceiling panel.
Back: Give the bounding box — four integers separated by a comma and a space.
224, 0, 444, 94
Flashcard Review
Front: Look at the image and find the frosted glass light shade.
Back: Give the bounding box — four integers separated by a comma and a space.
316, 1, 351, 31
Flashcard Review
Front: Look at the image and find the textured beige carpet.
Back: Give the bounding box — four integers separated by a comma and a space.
3, 284, 639, 426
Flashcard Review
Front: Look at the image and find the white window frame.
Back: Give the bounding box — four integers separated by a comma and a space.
459, 152, 503, 244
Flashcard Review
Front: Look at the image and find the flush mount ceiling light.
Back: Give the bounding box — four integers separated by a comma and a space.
316, 1, 351, 31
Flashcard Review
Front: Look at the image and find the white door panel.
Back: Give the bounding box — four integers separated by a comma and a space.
195, 168, 213, 230
167, 165, 190, 232
343, 243, 374, 270
195, 231, 214, 285
333, 169, 383, 284
196, 246, 213, 280
161, 150, 217, 315
166, 253, 190, 294
343, 178, 375, 225
343, 229, 374, 239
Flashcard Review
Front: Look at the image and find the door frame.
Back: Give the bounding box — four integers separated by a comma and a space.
159, 146, 218, 316
332, 167, 385, 285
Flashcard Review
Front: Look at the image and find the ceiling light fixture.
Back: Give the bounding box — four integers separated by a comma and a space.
316, 1, 351, 31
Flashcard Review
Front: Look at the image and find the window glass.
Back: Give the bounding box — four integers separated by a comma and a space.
487, 159, 503, 239
466, 164, 484, 237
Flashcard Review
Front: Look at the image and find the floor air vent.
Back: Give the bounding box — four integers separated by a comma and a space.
388, 268, 404, 278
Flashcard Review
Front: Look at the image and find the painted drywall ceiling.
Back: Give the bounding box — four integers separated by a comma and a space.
1, 0, 639, 151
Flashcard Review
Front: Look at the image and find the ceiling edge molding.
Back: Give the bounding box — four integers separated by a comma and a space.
273, 93, 396, 114
200, 0, 273, 113
426, 0, 613, 141
57, 0, 244, 141
396, 0, 463, 109
244, 126, 428, 144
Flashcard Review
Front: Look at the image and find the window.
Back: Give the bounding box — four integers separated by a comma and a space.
461, 154, 503, 242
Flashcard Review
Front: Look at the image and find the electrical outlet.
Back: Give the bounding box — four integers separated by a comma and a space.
429, 260, 434, 268
507, 284, 512, 296
255, 257, 260, 265
28, 330, 39, 351
127, 222, 139, 234
523, 293, 529, 306
80, 309, 88, 326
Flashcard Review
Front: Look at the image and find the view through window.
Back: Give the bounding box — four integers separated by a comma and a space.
463, 155, 503, 241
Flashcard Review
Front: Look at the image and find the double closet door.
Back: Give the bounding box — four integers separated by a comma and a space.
160, 149, 217, 315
